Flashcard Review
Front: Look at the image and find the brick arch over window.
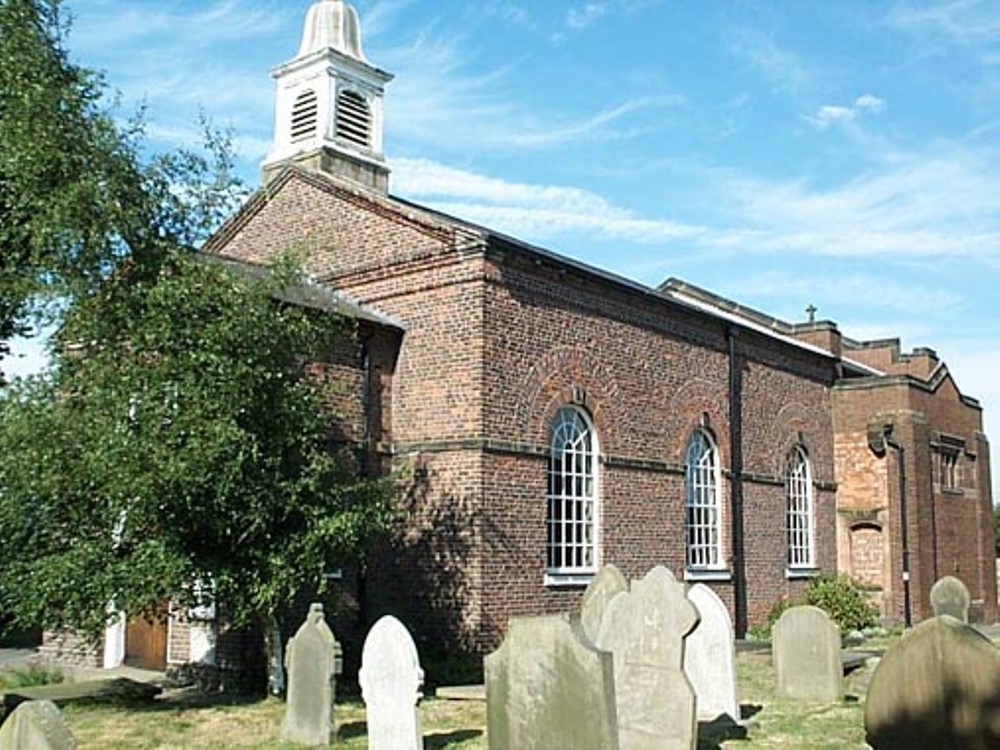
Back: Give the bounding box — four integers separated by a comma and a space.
665, 378, 730, 464
769, 401, 827, 481
513, 345, 620, 451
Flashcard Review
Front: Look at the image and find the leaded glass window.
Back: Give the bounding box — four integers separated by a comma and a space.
685, 429, 722, 569
547, 407, 597, 573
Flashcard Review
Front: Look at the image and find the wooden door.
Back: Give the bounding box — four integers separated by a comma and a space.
125, 606, 168, 670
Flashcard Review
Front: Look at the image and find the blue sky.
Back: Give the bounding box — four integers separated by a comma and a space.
7, 0, 1000, 497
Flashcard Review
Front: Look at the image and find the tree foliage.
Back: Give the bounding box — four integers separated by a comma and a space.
0, 253, 397, 635
0, 0, 397, 641
0, 0, 242, 380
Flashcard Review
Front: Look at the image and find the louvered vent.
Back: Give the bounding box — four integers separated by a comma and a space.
336, 90, 371, 147
291, 90, 318, 141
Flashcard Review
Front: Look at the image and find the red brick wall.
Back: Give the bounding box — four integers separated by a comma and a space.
207, 167, 994, 660
832, 370, 997, 625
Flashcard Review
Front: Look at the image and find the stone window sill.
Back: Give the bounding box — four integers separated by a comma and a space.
544, 571, 595, 588
684, 568, 732, 582
786, 566, 820, 580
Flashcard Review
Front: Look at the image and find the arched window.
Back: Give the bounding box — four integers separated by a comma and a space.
685, 429, 722, 569
336, 89, 371, 147
547, 406, 598, 576
786, 446, 814, 569
290, 89, 318, 141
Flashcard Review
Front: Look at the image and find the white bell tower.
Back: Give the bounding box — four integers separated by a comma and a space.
262, 0, 393, 192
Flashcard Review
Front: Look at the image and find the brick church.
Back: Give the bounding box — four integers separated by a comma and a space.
44, 0, 997, 671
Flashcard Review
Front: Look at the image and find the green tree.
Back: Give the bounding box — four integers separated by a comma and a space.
0, 0, 241, 380
0, 0, 397, 677
0, 253, 396, 637
994, 504, 999, 557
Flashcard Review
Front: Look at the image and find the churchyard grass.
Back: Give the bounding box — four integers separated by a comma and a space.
60, 645, 877, 749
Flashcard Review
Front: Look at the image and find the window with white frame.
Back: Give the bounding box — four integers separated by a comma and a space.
685, 429, 722, 569
786, 446, 814, 569
546, 406, 598, 577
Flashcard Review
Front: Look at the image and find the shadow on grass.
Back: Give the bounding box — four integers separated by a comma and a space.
697, 714, 749, 749
338, 722, 482, 748
425, 729, 483, 748
336, 720, 366, 741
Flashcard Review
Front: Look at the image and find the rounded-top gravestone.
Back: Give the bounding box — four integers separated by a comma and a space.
772, 605, 842, 703
929, 575, 971, 623
359, 615, 424, 750
865, 615, 1000, 750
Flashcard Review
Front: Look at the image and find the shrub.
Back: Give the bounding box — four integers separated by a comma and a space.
747, 595, 796, 641
0, 661, 63, 690
806, 573, 879, 634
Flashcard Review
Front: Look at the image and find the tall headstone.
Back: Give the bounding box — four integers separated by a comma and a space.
359, 615, 424, 750
580, 563, 628, 643
929, 575, 971, 623
280, 603, 343, 746
684, 583, 739, 723
0, 700, 75, 750
581, 565, 700, 750
865, 615, 1000, 750
772, 605, 841, 702
486, 613, 619, 750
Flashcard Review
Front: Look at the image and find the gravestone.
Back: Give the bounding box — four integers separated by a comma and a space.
684, 583, 739, 723
486, 613, 618, 750
865, 615, 1000, 750
772, 605, 841, 702
929, 575, 970, 622
359, 615, 424, 750
581, 565, 700, 749
580, 563, 628, 642
280, 603, 343, 746
0, 700, 75, 750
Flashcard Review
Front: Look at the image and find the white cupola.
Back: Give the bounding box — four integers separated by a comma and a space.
262, 0, 393, 192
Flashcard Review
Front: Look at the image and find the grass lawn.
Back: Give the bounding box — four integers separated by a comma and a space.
59, 646, 874, 749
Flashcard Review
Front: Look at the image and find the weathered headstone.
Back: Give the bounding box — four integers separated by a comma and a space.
684, 583, 739, 723
929, 575, 971, 622
486, 613, 618, 750
865, 615, 1000, 750
772, 605, 841, 702
0, 700, 75, 750
580, 563, 628, 642
280, 603, 343, 746
359, 615, 424, 750
581, 564, 700, 749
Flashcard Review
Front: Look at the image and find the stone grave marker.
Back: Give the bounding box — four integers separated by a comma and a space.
865, 615, 1000, 750
772, 605, 841, 702
580, 563, 628, 642
359, 615, 424, 750
581, 564, 700, 749
684, 583, 739, 723
485, 613, 618, 750
280, 603, 343, 746
929, 575, 971, 622
0, 700, 75, 750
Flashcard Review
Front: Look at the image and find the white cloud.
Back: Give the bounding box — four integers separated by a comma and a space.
392, 157, 705, 243
568, 3, 610, 30
715, 144, 1000, 258
806, 94, 885, 129
728, 30, 810, 93
378, 27, 675, 152
890, 1, 1000, 45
